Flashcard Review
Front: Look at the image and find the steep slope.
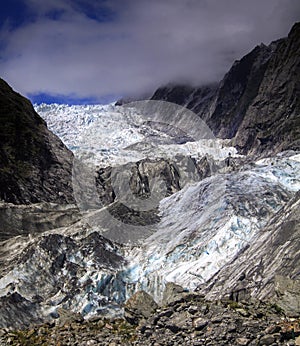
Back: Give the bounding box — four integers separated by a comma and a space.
151, 83, 218, 125
234, 22, 300, 155
150, 22, 300, 156
0, 78, 74, 204
201, 175, 300, 316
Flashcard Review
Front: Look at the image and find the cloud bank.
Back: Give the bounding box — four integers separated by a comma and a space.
0, 0, 299, 102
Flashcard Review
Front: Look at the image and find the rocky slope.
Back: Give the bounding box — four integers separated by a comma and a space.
1, 290, 300, 346
0, 78, 74, 204
151, 22, 300, 156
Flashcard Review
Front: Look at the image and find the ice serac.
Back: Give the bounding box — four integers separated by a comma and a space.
122, 153, 300, 303
201, 182, 300, 317
0, 226, 126, 329
0, 78, 74, 204
150, 22, 300, 156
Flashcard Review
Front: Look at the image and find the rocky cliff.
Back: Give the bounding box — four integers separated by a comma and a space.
0, 78, 74, 204
151, 22, 300, 156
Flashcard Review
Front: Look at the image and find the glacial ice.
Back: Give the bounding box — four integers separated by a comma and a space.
0, 103, 297, 324
35, 103, 238, 167
122, 158, 298, 302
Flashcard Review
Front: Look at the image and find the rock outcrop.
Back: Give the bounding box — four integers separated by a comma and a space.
124, 290, 159, 325
150, 22, 300, 156
0, 202, 80, 241
0, 78, 74, 204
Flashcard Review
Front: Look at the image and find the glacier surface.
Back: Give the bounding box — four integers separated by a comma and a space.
0, 103, 297, 325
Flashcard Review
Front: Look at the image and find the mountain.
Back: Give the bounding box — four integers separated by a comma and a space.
0, 23, 300, 344
151, 22, 300, 156
0, 78, 74, 204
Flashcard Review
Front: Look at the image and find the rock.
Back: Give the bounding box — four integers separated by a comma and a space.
259, 334, 275, 345
165, 313, 192, 333
264, 325, 281, 334
192, 317, 208, 330
295, 335, 300, 346
236, 308, 250, 317
57, 308, 84, 326
0, 329, 6, 337
273, 275, 300, 317
151, 23, 300, 156
162, 282, 187, 305
0, 78, 74, 204
236, 337, 250, 345
234, 22, 300, 155
187, 305, 198, 315
125, 290, 158, 325
0, 202, 80, 241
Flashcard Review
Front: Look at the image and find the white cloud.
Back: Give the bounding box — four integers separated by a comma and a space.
0, 0, 299, 101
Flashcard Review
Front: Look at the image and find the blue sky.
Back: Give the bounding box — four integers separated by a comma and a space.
0, 0, 299, 104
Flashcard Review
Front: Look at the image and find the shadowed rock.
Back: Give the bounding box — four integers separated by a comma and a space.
0, 78, 74, 204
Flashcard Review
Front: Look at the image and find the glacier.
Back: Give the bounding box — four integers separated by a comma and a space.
122, 153, 299, 302
35, 102, 238, 167
0, 102, 298, 327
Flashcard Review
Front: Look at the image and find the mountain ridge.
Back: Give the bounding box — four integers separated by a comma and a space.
150, 22, 300, 156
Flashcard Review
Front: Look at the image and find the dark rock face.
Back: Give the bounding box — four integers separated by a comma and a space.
207, 43, 274, 139
234, 23, 300, 155
0, 78, 74, 204
150, 22, 300, 156
151, 83, 218, 124
96, 158, 182, 206
91, 155, 208, 231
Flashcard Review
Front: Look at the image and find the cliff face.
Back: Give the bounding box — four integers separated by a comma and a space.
0, 78, 74, 204
151, 83, 218, 124
151, 22, 300, 156
234, 23, 300, 155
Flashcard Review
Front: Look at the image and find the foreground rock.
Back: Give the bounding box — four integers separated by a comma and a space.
1, 293, 299, 346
